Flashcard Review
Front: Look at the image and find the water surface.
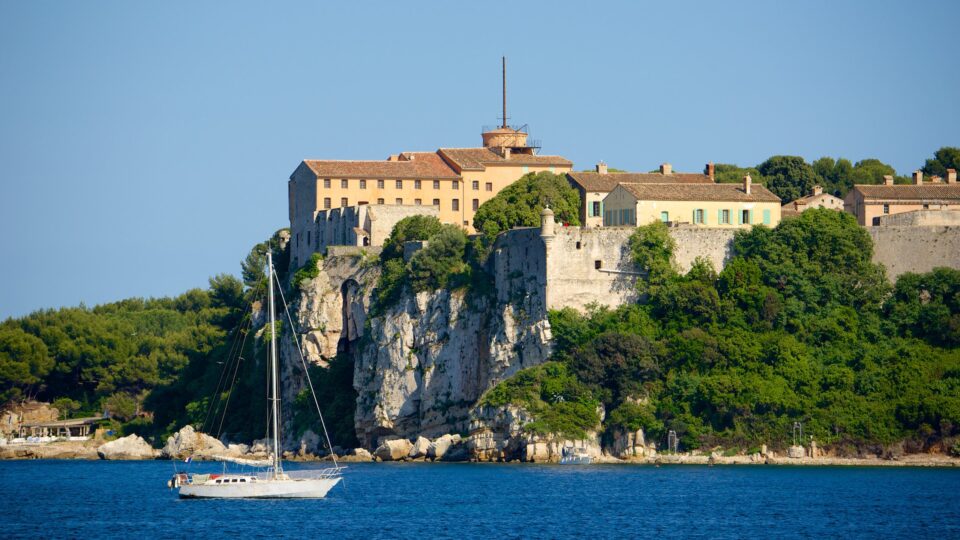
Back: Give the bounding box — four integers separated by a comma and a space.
2, 460, 958, 538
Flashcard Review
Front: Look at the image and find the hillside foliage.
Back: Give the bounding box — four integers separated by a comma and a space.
487, 209, 960, 453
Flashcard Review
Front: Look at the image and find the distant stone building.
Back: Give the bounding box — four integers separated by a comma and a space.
309, 204, 440, 256
566, 162, 716, 227
844, 170, 960, 226
781, 185, 844, 218
287, 127, 572, 268
601, 174, 781, 228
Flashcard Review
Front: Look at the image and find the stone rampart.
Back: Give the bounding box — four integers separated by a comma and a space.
869, 225, 960, 281
493, 225, 737, 313
875, 210, 960, 227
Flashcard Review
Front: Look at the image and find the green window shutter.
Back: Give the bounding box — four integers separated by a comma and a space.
718, 209, 723, 224
736, 209, 742, 225
763, 209, 771, 225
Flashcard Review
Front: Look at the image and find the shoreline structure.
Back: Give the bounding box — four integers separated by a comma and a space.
2, 438, 958, 468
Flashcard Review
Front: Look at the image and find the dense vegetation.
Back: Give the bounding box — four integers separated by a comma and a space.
371, 171, 583, 313
485, 210, 960, 455
713, 146, 958, 202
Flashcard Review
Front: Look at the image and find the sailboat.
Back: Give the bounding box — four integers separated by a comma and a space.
169, 252, 343, 499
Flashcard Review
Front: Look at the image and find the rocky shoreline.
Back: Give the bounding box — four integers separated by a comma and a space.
3, 429, 958, 468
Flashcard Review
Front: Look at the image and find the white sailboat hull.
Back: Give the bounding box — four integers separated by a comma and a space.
178, 477, 341, 499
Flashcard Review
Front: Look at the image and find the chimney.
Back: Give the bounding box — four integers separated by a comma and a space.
705, 162, 715, 181
813, 185, 823, 196
596, 162, 608, 175
744, 174, 752, 195
913, 170, 923, 185
883, 175, 894, 186
948, 169, 957, 184
660, 163, 672, 175
932, 175, 943, 184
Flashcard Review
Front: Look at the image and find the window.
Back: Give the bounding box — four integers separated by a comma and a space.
340, 197, 348, 207
377, 198, 384, 204
395, 198, 402, 205
923, 204, 930, 210
377, 179, 384, 189
452, 180, 459, 190
341, 179, 348, 188
472, 180, 479, 190
591, 201, 601, 217
694, 209, 704, 224
741, 209, 750, 224
472, 198, 479, 211
452, 199, 459, 211
433, 180, 440, 190
432, 198, 440, 206
660, 211, 669, 223
721, 209, 730, 224
323, 179, 331, 188
415, 199, 422, 205
595, 260, 602, 270
883, 204, 890, 214
414, 180, 421, 189
396, 180, 403, 189
323, 197, 331, 209
359, 179, 366, 189
576, 241, 581, 249
485, 182, 493, 192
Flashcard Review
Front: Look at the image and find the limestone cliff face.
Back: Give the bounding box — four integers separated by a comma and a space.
353, 289, 551, 447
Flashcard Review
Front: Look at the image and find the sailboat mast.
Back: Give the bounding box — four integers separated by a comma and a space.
267, 251, 282, 477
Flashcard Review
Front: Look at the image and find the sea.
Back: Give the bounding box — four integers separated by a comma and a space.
2, 460, 958, 539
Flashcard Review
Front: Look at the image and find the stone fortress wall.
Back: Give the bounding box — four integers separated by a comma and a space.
492, 223, 738, 315
869, 225, 960, 281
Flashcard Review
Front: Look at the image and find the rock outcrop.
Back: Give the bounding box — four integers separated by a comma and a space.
161, 425, 227, 460
354, 289, 551, 447
373, 438, 413, 461
97, 435, 157, 460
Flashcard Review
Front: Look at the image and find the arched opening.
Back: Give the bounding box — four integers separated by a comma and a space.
337, 279, 362, 354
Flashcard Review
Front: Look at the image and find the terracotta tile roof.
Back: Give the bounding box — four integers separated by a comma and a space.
438, 147, 572, 171
302, 152, 459, 179
616, 182, 781, 203
852, 183, 960, 201
568, 171, 713, 192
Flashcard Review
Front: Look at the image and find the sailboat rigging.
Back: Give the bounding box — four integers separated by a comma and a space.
169, 252, 343, 499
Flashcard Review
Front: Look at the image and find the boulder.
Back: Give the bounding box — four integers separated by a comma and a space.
161, 425, 227, 460
374, 439, 413, 461
409, 436, 431, 459
339, 447, 374, 463
97, 435, 157, 460
428, 434, 454, 460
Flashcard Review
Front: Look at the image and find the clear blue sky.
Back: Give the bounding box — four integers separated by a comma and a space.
1, 1, 957, 319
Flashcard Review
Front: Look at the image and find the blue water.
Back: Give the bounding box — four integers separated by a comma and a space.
2, 460, 958, 539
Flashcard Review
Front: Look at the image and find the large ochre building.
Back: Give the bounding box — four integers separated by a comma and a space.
288, 126, 572, 267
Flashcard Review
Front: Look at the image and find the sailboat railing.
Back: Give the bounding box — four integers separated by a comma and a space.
254, 467, 345, 481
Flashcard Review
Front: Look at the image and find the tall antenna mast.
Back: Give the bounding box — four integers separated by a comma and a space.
501, 56, 507, 129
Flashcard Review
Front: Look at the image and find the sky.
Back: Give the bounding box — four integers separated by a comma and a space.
1, 0, 958, 319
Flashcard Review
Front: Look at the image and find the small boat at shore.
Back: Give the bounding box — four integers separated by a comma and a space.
559, 446, 592, 465
168, 252, 343, 499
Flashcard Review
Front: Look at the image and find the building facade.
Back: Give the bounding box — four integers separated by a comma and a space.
844, 170, 960, 226
781, 185, 844, 218
288, 126, 571, 268
567, 162, 716, 227
602, 175, 781, 228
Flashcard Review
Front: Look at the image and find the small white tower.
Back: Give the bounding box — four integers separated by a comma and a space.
540, 205, 555, 240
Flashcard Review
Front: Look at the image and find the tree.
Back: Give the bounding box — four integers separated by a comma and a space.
0, 327, 52, 403
380, 215, 443, 262
713, 164, 763, 185
408, 225, 470, 292
472, 171, 580, 240
756, 155, 820, 202
922, 147, 960, 178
